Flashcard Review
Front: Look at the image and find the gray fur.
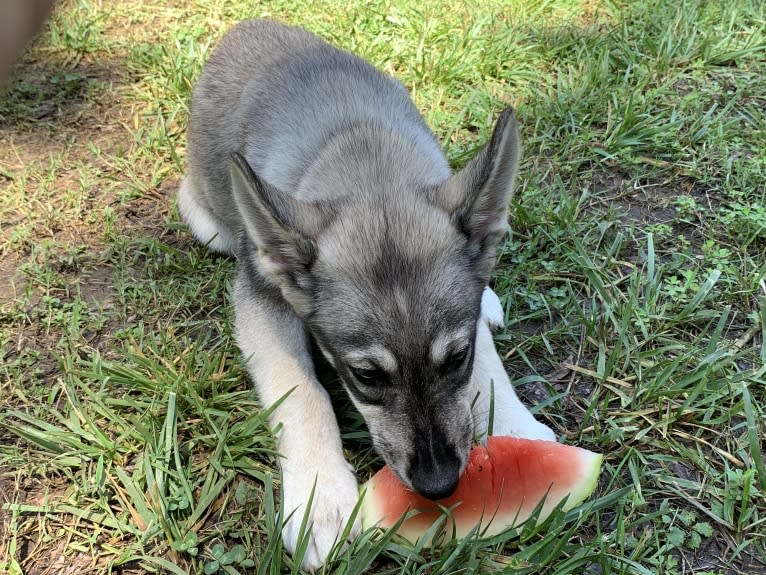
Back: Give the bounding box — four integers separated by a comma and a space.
180, 19, 525, 570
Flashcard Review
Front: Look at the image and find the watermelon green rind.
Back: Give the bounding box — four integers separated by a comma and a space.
560, 449, 603, 512
359, 438, 602, 545
359, 482, 383, 530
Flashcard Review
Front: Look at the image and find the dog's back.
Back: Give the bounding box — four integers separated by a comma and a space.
184, 19, 450, 243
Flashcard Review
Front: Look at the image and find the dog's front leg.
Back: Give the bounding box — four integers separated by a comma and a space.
234, 270, 359, 571
472, 289, 556, 441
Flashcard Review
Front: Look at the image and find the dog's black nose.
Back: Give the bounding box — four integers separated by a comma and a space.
410, 458, 461, 500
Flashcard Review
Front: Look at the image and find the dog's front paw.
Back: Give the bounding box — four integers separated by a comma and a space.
281, 462, 360, 571
481, 287, 505, 330
491, 413, 556, 441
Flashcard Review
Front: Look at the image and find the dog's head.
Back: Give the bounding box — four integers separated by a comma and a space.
231, 109, 520, 499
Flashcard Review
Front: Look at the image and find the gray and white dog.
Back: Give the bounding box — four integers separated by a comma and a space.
179, 19, 554, 571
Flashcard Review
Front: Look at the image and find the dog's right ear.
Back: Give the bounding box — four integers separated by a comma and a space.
230, 153, 333, 314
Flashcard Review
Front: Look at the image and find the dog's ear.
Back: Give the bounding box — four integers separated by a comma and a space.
230, 153, 332, 313
429, 108, 520, 279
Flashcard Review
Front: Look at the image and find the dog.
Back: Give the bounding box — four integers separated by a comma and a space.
178, 19, 555, 571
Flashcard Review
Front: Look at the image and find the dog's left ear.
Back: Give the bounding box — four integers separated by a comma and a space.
429, 108, 520, 279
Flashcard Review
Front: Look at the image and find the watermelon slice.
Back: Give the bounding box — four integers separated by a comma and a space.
360, 437, 602, 544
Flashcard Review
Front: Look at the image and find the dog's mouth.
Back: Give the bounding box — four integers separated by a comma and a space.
389, 464, 414, 490
370, 436, 415, 490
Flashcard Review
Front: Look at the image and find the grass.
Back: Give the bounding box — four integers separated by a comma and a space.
1, 0, 765, 573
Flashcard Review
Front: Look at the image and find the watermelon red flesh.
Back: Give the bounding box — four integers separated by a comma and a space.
360, 437, 602, 544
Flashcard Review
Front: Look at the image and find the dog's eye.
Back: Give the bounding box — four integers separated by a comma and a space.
350, 366, 385, 386
442, 347, 469, 373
